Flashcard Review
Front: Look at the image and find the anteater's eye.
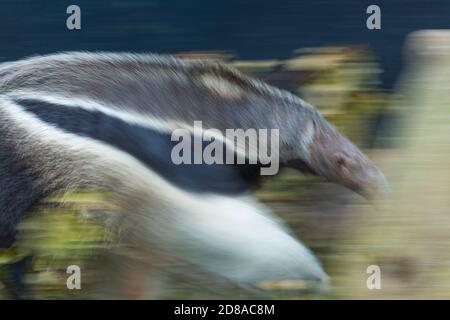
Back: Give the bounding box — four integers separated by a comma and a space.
334, 152, 351, 169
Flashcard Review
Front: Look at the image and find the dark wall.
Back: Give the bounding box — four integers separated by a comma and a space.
1, 0, 450, 89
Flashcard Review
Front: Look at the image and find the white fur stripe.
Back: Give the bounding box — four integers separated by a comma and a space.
4, 90, 265, 162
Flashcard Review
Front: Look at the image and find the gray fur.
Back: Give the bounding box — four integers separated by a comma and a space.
0, 53, 387, 193
0, 52, 319, 162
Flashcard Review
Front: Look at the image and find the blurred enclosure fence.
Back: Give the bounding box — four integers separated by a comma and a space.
331, 30, 450, 299
2, 31, 450, 299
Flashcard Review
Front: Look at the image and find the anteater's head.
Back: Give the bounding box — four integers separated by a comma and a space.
287, 109, 389, 201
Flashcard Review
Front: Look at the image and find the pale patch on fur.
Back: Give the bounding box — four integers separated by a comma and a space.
198, 74, 245, 99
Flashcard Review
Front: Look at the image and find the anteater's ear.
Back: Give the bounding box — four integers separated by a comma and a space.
303, 120, 316, 142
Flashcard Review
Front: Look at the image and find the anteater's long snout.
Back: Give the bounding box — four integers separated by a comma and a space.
295, 117, 391, 203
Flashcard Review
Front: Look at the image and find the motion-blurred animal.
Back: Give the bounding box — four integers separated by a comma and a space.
0, 52, 388, 298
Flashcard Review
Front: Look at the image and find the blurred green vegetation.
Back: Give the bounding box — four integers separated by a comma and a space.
0, 191, 117, 299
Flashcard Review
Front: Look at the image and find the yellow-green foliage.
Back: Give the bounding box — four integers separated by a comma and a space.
0, 191, 116, 299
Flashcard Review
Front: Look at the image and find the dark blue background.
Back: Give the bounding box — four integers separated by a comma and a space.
1, 0, 450, 89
